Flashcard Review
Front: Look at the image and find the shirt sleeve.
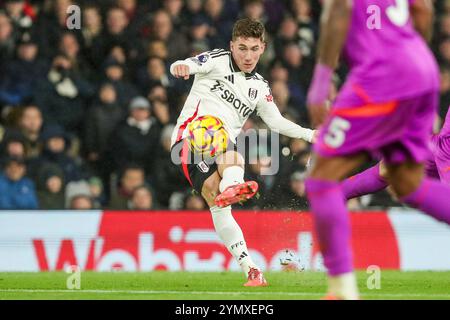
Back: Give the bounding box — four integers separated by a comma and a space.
170, 51, 216, 76
256, 82, 315, 143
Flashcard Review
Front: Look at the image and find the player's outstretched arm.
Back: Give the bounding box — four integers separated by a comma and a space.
307, 0, 352, 128
170, 51, 216, 80
410, 0, 434, 43
256, 93, 316, 143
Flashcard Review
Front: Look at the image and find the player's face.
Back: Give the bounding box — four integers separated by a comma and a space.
230, 37, 265, 73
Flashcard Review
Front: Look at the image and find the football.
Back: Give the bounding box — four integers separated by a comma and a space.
187, 115, 229, 157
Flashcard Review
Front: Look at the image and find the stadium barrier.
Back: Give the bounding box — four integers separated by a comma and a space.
0, 209, 449, 272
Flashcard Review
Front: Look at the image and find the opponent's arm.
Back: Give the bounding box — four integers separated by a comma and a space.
170, 52, 216, 80
410, 0, 434, 43
307, 0, 352, 127
257, 87, 316, 143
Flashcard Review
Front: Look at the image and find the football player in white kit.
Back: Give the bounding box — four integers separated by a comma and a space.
170, 18, 315, 286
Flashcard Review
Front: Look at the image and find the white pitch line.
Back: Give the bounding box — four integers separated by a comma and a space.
0, 289, 450, 298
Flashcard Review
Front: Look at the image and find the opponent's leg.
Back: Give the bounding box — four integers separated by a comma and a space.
387, 161, 450, 224
202, 171, 267, 286
341, 162, 389, 199
306, 153, 367, 300
214, 150, 258, 207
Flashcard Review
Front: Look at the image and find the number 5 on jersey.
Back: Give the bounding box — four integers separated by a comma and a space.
324, 117, 351, 148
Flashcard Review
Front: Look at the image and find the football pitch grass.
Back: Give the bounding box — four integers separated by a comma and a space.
0, 271, 449, 300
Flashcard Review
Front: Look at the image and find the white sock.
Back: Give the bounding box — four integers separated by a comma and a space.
219, 166, 245, 193
210, 205, 258, 274
328, 272, 360, 300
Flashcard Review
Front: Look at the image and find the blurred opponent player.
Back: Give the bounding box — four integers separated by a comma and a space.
170, 18, 315, 286
342, 106, 450, 199
305, 0, 450, 299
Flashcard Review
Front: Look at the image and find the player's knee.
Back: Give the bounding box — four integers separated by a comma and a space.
387, 163, 424, 197
390, 174, 423, 198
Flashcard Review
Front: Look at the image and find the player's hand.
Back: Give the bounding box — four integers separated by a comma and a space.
311, 130, 319, 144
172, 64, 190, 80
307, 103, 329, 128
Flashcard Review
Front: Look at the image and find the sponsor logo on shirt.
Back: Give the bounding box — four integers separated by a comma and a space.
197, 161, 210, 173
210, 80, 254, 118
248, 88, 258, 101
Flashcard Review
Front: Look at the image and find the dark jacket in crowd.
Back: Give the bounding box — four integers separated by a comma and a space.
36, 163, 65, 210
107, 117, 162, 175
84, 100, 125, 156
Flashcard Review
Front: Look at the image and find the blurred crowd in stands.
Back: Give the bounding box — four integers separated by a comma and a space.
0, 0, 449, 210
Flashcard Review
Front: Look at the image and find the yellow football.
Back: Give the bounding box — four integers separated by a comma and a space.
187, 115, 229, 157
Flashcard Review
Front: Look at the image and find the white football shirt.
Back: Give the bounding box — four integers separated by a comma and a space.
170, 49, 314, 147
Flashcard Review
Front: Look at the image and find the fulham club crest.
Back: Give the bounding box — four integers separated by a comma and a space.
248, 88, 258, 101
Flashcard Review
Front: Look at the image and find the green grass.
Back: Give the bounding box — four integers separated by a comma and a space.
0, 271, 449, 300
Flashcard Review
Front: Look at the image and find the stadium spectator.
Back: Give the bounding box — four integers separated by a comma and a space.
188, 16, 213, 53
241, 0, 266, 22
58, 31, 92, 80
204, 0, 236, 49
33, 54, 94, 135
106, 96, 162, 175
35, 163, 65, 210
29, 124, 83, 184
151, 99, 170, 126
147, 84, 168, 103
102, 58, 139, 107
35, 0, 77, 58
162, 0, 184, 30
285, 171, 309, 210
128, 184, 154, 210
274, 16, 299, 59
65, 179, 91, 208
116, 0, 143, 32
108, 164, 145, 209
0, 33, 47, 107
0, 156, 38, 209
146, 40, 168, 62
183, 0, 204, 22
135, 56, 172, 94
92, 7, 134, 65
271, 80, 302, 122
282, 41, 312, 92
0, 12, 15, 66
0, 132, 26, 167
242, 143, 274, 209
291, 0, 317, 57
84, 83, 124, 171
69, 194, 94, 210
16, 104, 43, 158
262, 0, 287, 35
184, 193, 207, 211
80, 4, 102, 51
87, 176, 105, 208
153, 124, 189, 208
149, 9, 190, 62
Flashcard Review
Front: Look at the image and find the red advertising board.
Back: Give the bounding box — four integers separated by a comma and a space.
32, 211, 400, 271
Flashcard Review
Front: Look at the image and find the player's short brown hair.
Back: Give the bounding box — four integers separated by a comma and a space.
232, 18, 265, 42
